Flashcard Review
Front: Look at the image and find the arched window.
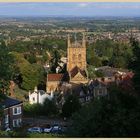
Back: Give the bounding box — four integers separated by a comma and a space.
78, 54, 82, 60
72, 54, 76, 60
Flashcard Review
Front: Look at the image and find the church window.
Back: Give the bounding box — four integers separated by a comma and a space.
72, 54, 76, 60
78, 54, 82, 60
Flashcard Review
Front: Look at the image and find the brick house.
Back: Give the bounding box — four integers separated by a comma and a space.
0, 97, 23, 130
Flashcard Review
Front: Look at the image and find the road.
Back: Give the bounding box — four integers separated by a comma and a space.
23, 116, 69, 127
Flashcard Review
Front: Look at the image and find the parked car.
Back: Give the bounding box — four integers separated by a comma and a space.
5, 127, 11, 132
27, 127, 43, 133
43, 124, 52, 133
51, 124, 62, 134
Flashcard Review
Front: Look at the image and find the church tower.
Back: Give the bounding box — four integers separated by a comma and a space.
67, 33, 87, 71
67, 33, 88, 83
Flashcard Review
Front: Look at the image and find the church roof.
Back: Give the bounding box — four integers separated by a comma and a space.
47, 73, 64, 81
70, 66, 87, 78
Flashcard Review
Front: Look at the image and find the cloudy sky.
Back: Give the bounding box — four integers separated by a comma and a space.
0, 2, 140, 17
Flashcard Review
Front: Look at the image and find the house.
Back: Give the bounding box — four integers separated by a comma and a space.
92, 80, 108, 98
0, 97, 23, 130
87, 79, 108, 98
95, 66, 129, 84
120, 72, 134, 91
29, 87, 54, 104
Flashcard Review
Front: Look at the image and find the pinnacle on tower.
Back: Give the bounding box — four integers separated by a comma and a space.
82, 32, 86, 47
67, 34, 71, 48
74, 32, 77, 46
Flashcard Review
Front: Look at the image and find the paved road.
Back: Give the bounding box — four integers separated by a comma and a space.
23, 116, 69, 127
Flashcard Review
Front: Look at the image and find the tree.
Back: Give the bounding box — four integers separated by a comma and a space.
87, 65, 96, 79
68, 86, 140, 137
62, 94, 81, 118
0, 94, 6, 118
43, 98, 58, 116
87, 39, 133, 68
129, 38, 140, 94
11, 52, 45, 90
0, 40, 14, 94
50, 50, 61, 73
20, 63, 45, 90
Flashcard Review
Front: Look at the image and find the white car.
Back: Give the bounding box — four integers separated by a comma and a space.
27, 127, 43, 133
5, 127, 11, 132
51, 125, 62, 133
43, 125, 52, 133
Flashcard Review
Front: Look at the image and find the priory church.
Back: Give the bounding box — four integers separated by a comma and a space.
46, 33, 88, 93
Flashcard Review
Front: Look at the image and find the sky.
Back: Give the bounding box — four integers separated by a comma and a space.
0, 2, 140, 17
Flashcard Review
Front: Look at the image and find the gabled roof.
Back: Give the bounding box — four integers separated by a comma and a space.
96, 66, 129, 77
0, 97, 22, 108
47, 74, 64, 81
70, 66, 87, 78
31, 90, 47, 96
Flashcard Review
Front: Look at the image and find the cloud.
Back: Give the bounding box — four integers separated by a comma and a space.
78, 3, 89, 8
92, 3, 140, 9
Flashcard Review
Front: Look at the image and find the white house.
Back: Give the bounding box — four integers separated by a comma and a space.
29, 87, 54, 104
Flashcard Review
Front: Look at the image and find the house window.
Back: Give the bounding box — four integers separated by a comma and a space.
33, 97, 35, 101
98, 89, 103, 96
13, 106, 21, 115
13, 119, 22, 127
5, 115, 9, 124
108, 77, 112, 80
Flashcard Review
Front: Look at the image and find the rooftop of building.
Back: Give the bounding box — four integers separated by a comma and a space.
70, 66, 87, 78
0, 96, 22, 109
47, 73, 64, 81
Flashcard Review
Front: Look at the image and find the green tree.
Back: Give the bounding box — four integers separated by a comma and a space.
43, 98, 58, 116
62, 94, 81, 118
87, 65, 96, 79
50, 50, 61, 73
68, 86, 140, 137
0, 40, 14, 94
20, 63, 45, 90
11, 52, 45, 90
129, 38, 140, 94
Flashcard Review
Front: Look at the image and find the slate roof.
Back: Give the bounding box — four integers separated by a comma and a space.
93, 80, 106, 87
70, 66, 87, 78
37, 90, 46, 96
0, 97, 22, 108
96, 66, 129, 77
